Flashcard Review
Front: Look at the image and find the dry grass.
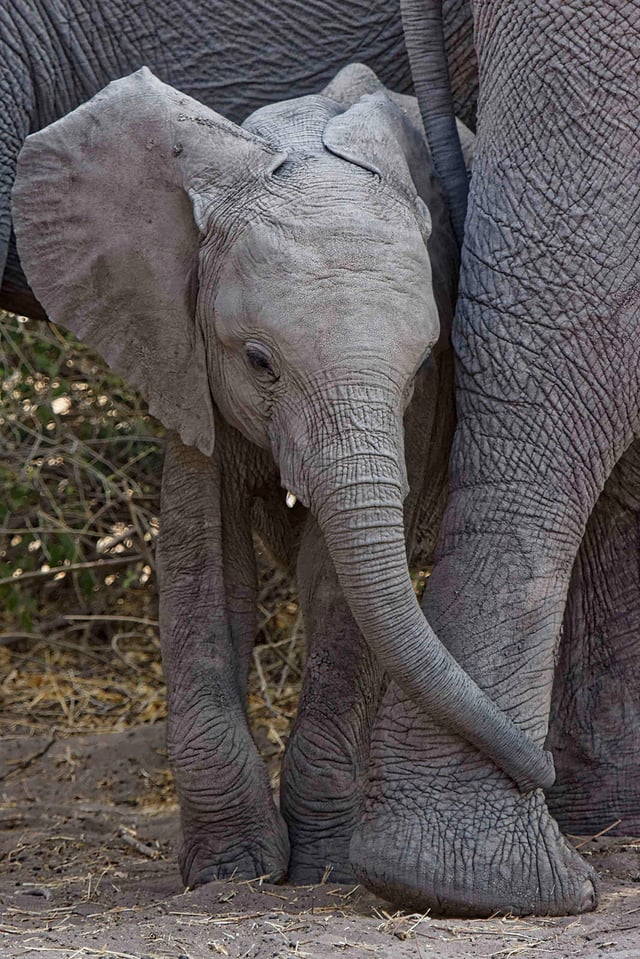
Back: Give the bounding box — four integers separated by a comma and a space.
0, 558, 304, 782
0, 310, 304, 767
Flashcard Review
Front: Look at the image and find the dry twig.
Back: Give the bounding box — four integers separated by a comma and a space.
0, 737, 55, 782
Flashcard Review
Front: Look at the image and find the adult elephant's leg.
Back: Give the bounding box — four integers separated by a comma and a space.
158, 430, 289, 887
351, 377, 619, 914
547, 440, 640, 836
0, 24, 40, 318
351, 467, 602, 916
351, 0, 640, 916
281, 518, 385, 883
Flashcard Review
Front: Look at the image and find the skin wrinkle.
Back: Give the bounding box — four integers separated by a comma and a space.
3, 11, 476, 881
10, 0, 410, 128
271, 376, 417, 504
4, 0, 481, 317
547, 442, 640, 835
454, 320, 631, 484
353, 0, 639, 918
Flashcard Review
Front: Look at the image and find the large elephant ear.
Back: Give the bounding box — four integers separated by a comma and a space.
11, 68, 286, 456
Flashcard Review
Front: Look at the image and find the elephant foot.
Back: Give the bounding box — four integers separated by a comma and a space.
350, 767, 598, 917
281, 722, 365, 885
169, 716, 290, 888
287, 846, 356, 885
179, 808, 290, 887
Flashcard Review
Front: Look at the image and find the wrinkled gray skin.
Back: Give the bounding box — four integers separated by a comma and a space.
12, 62, 549, 888
548, 442, 640, 839
0, 0, 477, 320
7, 0, 634, 916
352, 0, 640, 918
5, 0, 556, 904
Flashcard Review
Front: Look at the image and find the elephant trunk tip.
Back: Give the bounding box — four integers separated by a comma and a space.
517, 749, 556, 794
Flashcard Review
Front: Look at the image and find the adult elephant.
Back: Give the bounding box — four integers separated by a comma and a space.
351, 0, 640, 916
0, 0, 476, 320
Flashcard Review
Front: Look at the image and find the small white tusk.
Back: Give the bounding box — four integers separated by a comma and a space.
285, 491, 297, 509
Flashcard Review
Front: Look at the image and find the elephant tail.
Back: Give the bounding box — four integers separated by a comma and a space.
400, 0, 469, 247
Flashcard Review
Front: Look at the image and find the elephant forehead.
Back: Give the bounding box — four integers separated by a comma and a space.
213, 204, 438, 367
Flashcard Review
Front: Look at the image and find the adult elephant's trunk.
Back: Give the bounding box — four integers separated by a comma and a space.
400, 0, 469, 245
302, 416, 554, 794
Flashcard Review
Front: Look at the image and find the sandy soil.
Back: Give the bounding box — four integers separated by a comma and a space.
1, 724, 640, 959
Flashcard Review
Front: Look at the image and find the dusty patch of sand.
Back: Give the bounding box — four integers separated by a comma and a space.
1, 724, 639, 958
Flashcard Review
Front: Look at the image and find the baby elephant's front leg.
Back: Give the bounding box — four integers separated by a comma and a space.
281, 518, 386, 883
157, 432, 289, 886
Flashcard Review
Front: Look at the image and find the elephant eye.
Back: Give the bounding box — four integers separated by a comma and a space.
245, 342, 277, 379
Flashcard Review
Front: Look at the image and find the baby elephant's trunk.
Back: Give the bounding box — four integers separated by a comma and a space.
298, 387, 555, 793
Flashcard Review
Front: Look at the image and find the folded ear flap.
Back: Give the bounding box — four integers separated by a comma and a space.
323, 88, 458, 351
12, 68, 286, 457
322, 90, 437, 244
321, 63, 385, 106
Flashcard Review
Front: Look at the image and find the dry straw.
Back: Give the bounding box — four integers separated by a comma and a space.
0, 311, 304, 770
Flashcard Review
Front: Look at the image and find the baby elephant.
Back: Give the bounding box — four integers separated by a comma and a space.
12, 63, 551, 889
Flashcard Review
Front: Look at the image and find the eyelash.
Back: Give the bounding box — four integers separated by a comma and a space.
247, 349, 271, 371
245, 343, 278, 380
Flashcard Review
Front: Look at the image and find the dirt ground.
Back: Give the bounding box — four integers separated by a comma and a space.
0, 724, 639, 959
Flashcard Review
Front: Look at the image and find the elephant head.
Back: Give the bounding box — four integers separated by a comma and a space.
11, 66, 553, 792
